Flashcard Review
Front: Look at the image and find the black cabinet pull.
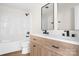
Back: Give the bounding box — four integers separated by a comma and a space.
33, 45, 36, 47
33, 39, 36, 40
52, 45, 59, 49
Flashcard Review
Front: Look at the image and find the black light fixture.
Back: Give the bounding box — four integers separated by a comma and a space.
25, 8, 30, 16
25, 13, 29, 16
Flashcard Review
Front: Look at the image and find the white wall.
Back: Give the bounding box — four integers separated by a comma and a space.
0, 5, 32, 42
31, 3, 46, 33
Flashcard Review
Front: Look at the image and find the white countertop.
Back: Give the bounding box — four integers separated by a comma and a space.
30, 32, 79, 45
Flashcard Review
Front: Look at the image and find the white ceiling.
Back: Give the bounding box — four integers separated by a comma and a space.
0, 3, 45, 11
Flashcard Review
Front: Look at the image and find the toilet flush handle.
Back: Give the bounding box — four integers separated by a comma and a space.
26, 36, 29, 37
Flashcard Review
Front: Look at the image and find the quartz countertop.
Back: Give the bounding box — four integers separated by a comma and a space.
30, 32, 79, 45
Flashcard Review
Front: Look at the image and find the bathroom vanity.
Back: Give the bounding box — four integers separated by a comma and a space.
29, 3, 79, 56
29, 33, 79, 56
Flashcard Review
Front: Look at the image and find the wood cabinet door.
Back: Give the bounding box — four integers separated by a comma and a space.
30, 41, 37, 56
40, 47, 51, 56
30, 41, 42, 56
29, 41, 33, 56
50, 51, 62, 56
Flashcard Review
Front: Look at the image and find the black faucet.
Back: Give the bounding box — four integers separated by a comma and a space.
43, 30, 49, 34
64, 30, 70, 37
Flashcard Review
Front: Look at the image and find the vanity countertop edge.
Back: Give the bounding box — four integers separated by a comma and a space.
30, 33, 79, 45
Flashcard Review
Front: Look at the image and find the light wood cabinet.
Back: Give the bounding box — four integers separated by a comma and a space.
29, 35, 79, 56
30, 41, 42, 56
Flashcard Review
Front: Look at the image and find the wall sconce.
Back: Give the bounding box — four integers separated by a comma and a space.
25, 13, 29, 16
25, 8, 30, 16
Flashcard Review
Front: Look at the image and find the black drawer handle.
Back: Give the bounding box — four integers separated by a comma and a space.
52, 45, 59, 49
33, 45, 36, 47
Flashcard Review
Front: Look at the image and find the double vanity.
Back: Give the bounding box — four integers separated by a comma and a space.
29, 32, 79, 56
29, 3, 79, 56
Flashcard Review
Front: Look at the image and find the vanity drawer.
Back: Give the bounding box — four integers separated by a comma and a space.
30, 35, 79, 55
44, 38, 79, 55
30, 35, 45, 44
44, 38, 78, 49
30, 35, 78, 49
50, 45, 77, 56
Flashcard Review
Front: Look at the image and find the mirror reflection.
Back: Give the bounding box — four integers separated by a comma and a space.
57, 3, 79, 30
41, 3, 54, 31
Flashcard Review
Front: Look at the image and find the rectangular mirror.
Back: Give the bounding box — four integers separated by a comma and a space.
57, 3, 79, 30
41, 3, 54, 31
